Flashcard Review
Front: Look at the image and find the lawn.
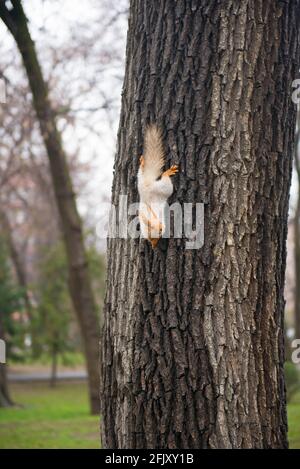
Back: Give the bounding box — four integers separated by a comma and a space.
288, 390, 300, 449
0, 381, 299, 448
0, 381, 99, 449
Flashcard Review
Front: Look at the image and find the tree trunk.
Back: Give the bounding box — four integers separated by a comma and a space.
0, 0, 100, 414
101, 0, 300, 449
0, 210, 32, 316
0, 366, 12, 408
0, 310, 13, 408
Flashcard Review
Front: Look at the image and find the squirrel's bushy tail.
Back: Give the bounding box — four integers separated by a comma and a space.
143, 125, 165, 181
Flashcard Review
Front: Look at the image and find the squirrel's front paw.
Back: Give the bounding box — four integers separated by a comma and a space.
162, 165, 178, 178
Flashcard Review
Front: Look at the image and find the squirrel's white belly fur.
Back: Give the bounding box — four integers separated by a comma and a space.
138, 171, 173, 239
137, 125, 178, 247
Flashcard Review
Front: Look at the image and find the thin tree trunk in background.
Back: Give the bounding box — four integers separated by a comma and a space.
50, 346, 58, 388
0, 365, 12, 408
0, 211, 31, 316
294, 126, 300, 341
0, 311, 13, 408
102, 0, 300, 449
0, 0, 100, 414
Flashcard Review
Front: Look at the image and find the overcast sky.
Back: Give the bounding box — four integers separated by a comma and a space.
0, 0, 128, 229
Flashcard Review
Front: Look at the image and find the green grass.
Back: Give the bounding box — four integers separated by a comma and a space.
0, 381, 99, 449
10, 352, 86, 367
288, 390, 300, 449
0, 380, 299, 448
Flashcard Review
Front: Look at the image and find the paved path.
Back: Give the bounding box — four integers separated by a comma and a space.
8, 370, 87, 382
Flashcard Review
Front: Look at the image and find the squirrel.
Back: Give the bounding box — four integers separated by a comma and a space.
137, 125, 178, 248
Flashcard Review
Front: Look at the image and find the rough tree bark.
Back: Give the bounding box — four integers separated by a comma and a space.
0, 0, 100, 414
0, 310, 13, 408
102, 0, 300, 449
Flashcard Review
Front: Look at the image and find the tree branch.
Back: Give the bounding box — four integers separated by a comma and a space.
0, 0, 17, 35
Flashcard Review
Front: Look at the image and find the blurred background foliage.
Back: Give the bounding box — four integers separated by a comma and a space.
0, 237, 26, 362
0, 0, 123, 444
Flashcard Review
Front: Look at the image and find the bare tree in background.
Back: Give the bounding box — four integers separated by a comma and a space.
0, 0, 127, 262
0, 315, 13, 407
294, 109, 300, 341
0, 0, 127, 414
0, 0, 102, 414
0, 211, 32, 315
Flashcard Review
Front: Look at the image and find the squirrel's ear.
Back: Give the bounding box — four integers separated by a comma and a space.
140, 155, 145, 168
